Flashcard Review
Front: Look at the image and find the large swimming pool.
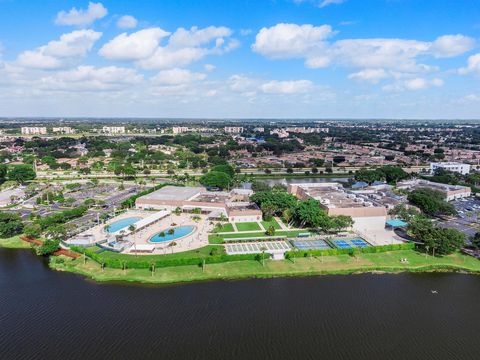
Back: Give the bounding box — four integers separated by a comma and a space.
149, 225, 195, 243
107, 217, 142, 233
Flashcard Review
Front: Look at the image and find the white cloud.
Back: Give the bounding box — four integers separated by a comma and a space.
253, 23, 474, 81
39, 65, 143, 91
204, 64, 216, 72
293, 0, 346, 8
431, 34, 475, 58
260, 80, 313, 94
460, 94, 480, 103
458, 53, 480, 75
168, 26, 231, 48
319, 0, 346, 8
99, 28, 170, 61
151, 68, 206, 85
55, 2, 108, 26
384, 77, 444, 92
17, 30, 102, 69
136, 26, 237, 70
117, 15, 138, 29
348, 68, 388, 83
252, 23, 334, 60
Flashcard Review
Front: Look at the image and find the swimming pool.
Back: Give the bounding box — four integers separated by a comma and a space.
149, 225, 195, 243
107, 217, 142, 233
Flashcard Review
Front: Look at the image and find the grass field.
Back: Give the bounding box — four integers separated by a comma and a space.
212, 223, 235, 233
84, 244, 225, 262
208, 229, 305, 244
0, 236, 32, 249
51, 249, 480, 285
261, 218, 281, 230
236, 222, 262, 231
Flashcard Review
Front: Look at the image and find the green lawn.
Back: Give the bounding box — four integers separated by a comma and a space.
220, 230, 304, 239
212, 223, 235, 233
0, 235, 32, 249
236, 222, 262, 232
52, 249, 480, 285
84, 244, 225, 262
261, 218, 281, 230
208, 229, 305, 244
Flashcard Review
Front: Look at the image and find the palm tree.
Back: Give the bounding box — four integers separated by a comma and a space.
168, 241, 177, 254
260, 246, 267, 267
103, 224, 111, 234
128, 224, 137, 257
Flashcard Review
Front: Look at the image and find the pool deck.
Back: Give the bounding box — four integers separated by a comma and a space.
119, 213, 212, 255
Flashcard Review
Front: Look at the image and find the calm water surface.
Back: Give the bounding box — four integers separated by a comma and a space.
1, 248, 479, 360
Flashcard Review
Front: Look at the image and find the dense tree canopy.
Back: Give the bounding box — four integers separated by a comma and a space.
199, 171, 232, 189
409, 216, 465, 255
0, 212, 24, 238
407, 188, 456, 216
8, 165, 36, 183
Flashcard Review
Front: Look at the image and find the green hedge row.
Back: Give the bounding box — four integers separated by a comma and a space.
71, 246, 258, 269
286, 242, 415, 258
120, 182, 181, 208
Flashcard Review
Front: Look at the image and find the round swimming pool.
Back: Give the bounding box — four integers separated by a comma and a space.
149, 225, 195, 243
107, 217, 142, 233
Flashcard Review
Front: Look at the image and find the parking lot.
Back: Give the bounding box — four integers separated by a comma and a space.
439, 197, 480, 239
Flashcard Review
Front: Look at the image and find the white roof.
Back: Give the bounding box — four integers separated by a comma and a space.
112, 210, 169, 236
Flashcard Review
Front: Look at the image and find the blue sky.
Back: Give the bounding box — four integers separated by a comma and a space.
0, 0, 479, 118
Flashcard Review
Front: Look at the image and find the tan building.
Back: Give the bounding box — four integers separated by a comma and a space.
136, 186, 262, 222
288, 182, 388, 235
397, 179, 471, 201
172, 126, 189, 134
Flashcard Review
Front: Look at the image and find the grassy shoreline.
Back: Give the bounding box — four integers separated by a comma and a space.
0, 236, 33, 249
50, 250, 480, 285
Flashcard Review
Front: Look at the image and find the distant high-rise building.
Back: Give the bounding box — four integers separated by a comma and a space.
21, 127, 47, 135
52, 127, 75, 134
224, 126, 244, 134
102, 126, 126, 134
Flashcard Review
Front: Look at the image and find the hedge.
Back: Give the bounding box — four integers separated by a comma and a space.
285, 242, 415, 258
71, 245, 258, 269
120, 182, 181, 209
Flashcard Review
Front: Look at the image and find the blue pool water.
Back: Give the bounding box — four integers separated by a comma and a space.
149, 226, 195, 243
107, 217, 142, 233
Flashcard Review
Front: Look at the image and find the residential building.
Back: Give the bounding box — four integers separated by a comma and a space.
430, 162, 471, 175
102, 126, 126, 134
224, 126, 244, 134
21, 127, 47, 135
52, 127, 75, 134
172, 126, 189, 134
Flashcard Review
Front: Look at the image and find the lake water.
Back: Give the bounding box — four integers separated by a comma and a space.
1, 248, 479, 360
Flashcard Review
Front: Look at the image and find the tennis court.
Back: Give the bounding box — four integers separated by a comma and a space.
331, 238, 370, 249
291, 239, 332, 250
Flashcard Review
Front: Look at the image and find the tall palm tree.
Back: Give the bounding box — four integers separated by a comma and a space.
168, 241, 177, 254
260, 246, 267, 267
128, 224, 137, 257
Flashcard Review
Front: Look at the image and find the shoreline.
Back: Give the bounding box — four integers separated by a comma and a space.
49, 249, 480, 285
3, 237, 479, 286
